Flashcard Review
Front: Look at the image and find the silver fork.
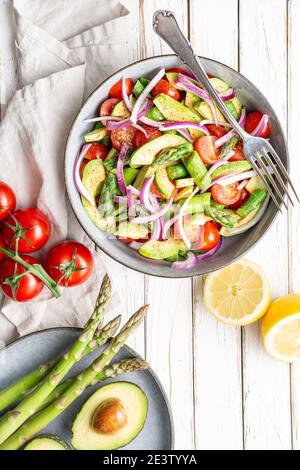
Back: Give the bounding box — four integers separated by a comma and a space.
153, 10, 299, 211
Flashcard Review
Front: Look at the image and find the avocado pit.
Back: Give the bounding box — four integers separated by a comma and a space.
92, 398, 127, 435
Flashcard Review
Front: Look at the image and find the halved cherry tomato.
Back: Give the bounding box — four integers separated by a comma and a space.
194, 221, 220, 251
100, 98, 120, 116
79, 159, 89, 179
229, 144, 247, 162
111, 125, 136, 151
206, 124, 226, 139
211, 183, 241, 206
174, 215, 202, 243
0, 234, 7, 263
0, 181, 16, 222
3, 208, 50, 254
229, 188, 250, 209
133, 126, 162, 148
84, 143, 108, 161
151, 79, 181, 101
117, 236, 149, 244
0, 255, 44, 301
45, 241, 94, 287
194, 136, 219, 164
245, 111, 270, 137
109, 78, 134, 100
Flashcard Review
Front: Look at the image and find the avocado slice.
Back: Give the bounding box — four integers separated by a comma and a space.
84, 128, 110, 143
153, 93, 201, 122
24, 435, 70, 450
210, 161, 252, 179
210, 77, 230, 93
194, 101, 226, 122
130, 134, 187, 167
155, 167, 175, 198
71, 382, 148, 450
111, 99, 136, 119
139, 239, 186, 260
81, 159, 115, 232
245, 175, 265, 193
115, 222, 149, 239
133, 165, 155, 189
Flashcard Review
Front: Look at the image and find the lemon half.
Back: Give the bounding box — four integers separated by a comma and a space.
262, 294, 300, 362
204, 259, 271, 326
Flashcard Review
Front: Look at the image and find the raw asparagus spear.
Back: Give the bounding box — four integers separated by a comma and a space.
219, 135, 239, 158
98, 172, 118, 217
0, 275, 111, 445
152, 143, 193, 168
36, 358, 148, 413
0, 305, 149, 450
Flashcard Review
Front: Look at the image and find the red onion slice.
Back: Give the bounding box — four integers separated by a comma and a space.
176, 73, 210, 100
139, 116, 162, 127
131, 68, 165, 123
162, 214, 180, 239
177, 187, 200, 249
83, 116, 122, 123
214, 170, 256, 187
196, 236, 222, 262
237, 179, 249, 190
122, 76, 133, 113
177, 129, 193, 142
149, 195, 163, 240
215, 108, 247, 148
251, 114, 269, 136
117, 143, 129, 195
206, 159, 229, 179
159, 121, 210, 136
114, 195, 128, 204
131, 197, 174, 224
172, 252, 198, 270
219, 88, 235, 101
74, 144, 96, 206
127, 186, 136, 219
140, 176, 155, 213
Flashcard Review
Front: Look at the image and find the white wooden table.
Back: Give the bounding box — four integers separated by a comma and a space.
1, 0, 299, 451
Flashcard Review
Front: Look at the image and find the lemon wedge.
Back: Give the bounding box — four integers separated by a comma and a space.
204, 259, 271, 326
262, 294, 300, 362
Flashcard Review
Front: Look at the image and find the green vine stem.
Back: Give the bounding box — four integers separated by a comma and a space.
0, 247, 61, 298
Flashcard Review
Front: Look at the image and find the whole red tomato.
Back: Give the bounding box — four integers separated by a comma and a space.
0, 181, 16, 222
0, 255, 44, 301
45, 241, 94, 287
0, 234, 7, 263
3, 208, 50, 254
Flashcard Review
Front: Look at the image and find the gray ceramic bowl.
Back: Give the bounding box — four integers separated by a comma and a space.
65, 54, 288, 278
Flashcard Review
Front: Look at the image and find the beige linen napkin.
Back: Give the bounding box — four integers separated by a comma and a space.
0, 0, 135, 341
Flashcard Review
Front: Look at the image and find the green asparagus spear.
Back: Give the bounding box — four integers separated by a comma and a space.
237, 189, 268, 218
152, 143, 193, 168
219, 135, 239, 158
205, 206, 237, 228
98, 172, 118, 217
167, 163, 188, 180
0, 275, 111, 445
35, 358, 148, 414
0, 305, 149, 450
103, 148, 118, 170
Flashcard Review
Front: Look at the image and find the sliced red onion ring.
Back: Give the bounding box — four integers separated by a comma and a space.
133, 123, 148, 136
215, 108, 247, 148
159, 121, 210, 135
177, 129, 193, 142
129, 186, 140, 197
198, 119, 232, 128
139, 116, 162, 127
196, 236, 222, 262
131, 68, 165, 123
214, 170, 256, 187
129, 241, 144, 250
219, 88, 235, 101
117, 143, 128, 195
237, 179, 249, 190
171, 252, 198, 270
131, 197, 174, 224
140, 176, 155, 213
122, 76, 133, 113
209, 100, 219, 125
106, 99, 153, 131
176, 74, 210, 100
149, 195, 163, 240
206, 159, 229, 179
251, 114, 269, 136
83, 116, 122, 123
223, 150, 235, 161
114, 195, 128, 204
177, 187, 200, 249
73, 144, 95, 206
162, 214, 180, 239
127, 186, 136, 219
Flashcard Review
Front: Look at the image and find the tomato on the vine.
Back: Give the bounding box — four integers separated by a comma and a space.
3, 208, 50, 254
0, 234, 6, 263
0, 181, 16, 222
0, 255, 44, 301
45, 241, 94, 287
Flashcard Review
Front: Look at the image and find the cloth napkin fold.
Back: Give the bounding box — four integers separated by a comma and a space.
0, 0, 135, 342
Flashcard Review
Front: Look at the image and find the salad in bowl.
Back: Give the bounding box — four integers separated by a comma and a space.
73, 66, 270, 271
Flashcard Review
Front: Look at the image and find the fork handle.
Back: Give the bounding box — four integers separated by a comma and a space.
153, 10, 248, 140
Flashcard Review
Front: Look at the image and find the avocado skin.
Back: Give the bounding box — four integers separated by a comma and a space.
24, 435, 70, 450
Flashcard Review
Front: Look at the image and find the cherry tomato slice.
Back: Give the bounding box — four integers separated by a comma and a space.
174, 215, 202, 243
151, 79, 181, 101
133, 126, 162, 148
84, 143, 108, 161
0, 234, 7, 263
211, 183, 242, 206
194, 221, 220, 251
111, 126, 136, 151
109, 78, 134, 100
229, 188, 250, 209
245, 111, 271, 137
229, 145, 247, 162
3, 208, 50, 254
194, 136, 219, 164
206, 124, 227, 139
0, 181, 16, 222
0, 255, 44, 301
100, 98, 120, 116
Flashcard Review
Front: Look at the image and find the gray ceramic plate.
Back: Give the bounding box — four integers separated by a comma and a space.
65, 54, 288, 277
0, 328, 174, 450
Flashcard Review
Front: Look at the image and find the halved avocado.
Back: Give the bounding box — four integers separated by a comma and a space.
71, 382, 148, 450
81, 160, 115, 232
24, 435, 70, 450
130, 134, 187, 167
